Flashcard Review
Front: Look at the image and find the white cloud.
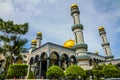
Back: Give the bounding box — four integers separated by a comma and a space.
0, 0, 15, 19
0, 0, 54, 23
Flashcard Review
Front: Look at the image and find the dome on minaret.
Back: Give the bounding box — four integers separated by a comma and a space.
71, 4, 78, 9
63, 39, 75, 48
37, 32, 42, 36
98, 26, 104, 31
31, 39, 37, 43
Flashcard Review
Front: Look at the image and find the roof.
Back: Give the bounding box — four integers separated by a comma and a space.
32, 42, 75, 53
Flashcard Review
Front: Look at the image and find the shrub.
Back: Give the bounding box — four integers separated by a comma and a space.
46, 66, 65, 79
92, 65, 104, 79
65, 65, 86, 79
7, 64, 28, 79
103, 64, 120, 78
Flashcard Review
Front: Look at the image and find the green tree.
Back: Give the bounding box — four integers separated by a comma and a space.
0, 18, 28, 78
7, 64, 28, 79
92, 65, 104, 80
65, 65, 86, 80
115, 64, 120, 70
103, 64, 120, 78
46, 66, 65, 79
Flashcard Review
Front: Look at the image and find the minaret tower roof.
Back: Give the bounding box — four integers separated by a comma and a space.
71, 4, 78, 9
31, 39, 37, 43
37, 32, 42, 36
98, 26, 104, 31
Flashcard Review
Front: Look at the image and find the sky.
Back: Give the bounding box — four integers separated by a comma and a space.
0, 0, 120, 58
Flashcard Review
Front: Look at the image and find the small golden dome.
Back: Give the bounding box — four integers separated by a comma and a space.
95, 51, 99, 55
37, 32, 42, 36
71, 4, 78, 8
31, 39, 37, 43
63, 39, 75, 48
99, 26, 104, 31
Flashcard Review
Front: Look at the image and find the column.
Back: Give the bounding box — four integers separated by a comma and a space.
67, 59, 71, 66
47, 57, 50, 70
58, 58, 61, 67
64, 60, 67, 71
39, 59, 42, 79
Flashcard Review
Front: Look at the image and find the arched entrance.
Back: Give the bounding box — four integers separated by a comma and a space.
61, 54, 69, 70
70, 55, 76, 65
89, 59, 92, 66
93, 58, 97, 65
50, 52, 59, 66
34, 55, 39, 78
15, 56, 23, 64
40, 52, 47, 79
30, 57, 34, 72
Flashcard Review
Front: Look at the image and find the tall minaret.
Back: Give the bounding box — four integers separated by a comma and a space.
71, 4, 88, 55
71, 4, 89, 66
99, 26, 114, 60
36, 32, 42, 48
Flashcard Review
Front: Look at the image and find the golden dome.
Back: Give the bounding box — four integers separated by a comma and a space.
63, 39, 75, 48
37, 32, 42, 36
95, 51, 99, 55
31, 39, 37, 43
98, 26, 104, 31
71, 4, 78, 8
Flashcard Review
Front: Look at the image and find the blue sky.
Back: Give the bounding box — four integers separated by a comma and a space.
0, 0, 120, 58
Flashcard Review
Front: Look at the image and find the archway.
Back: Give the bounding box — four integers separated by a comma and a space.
61, 54, 69, 70
70, 55, 76, 65
93, 58, 97, 65
29, 57, 35, 77
40, 52, 47, 79
50, 52, 59, 66
23, 55, 27, 63
89, 59, 92, 66
0, 59, 5, 75
0, 59, 5, 68
15, 56, 23, 64
34, 55, 39, 78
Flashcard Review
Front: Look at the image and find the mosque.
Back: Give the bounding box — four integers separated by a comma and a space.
0, 4, 120, 79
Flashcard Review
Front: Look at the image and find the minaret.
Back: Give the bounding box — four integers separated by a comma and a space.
36, 32, 42, 48
71, 4, 88, 55
71, 4, 90, 66
99, 26, 114, 60
31, 39, 37, 51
